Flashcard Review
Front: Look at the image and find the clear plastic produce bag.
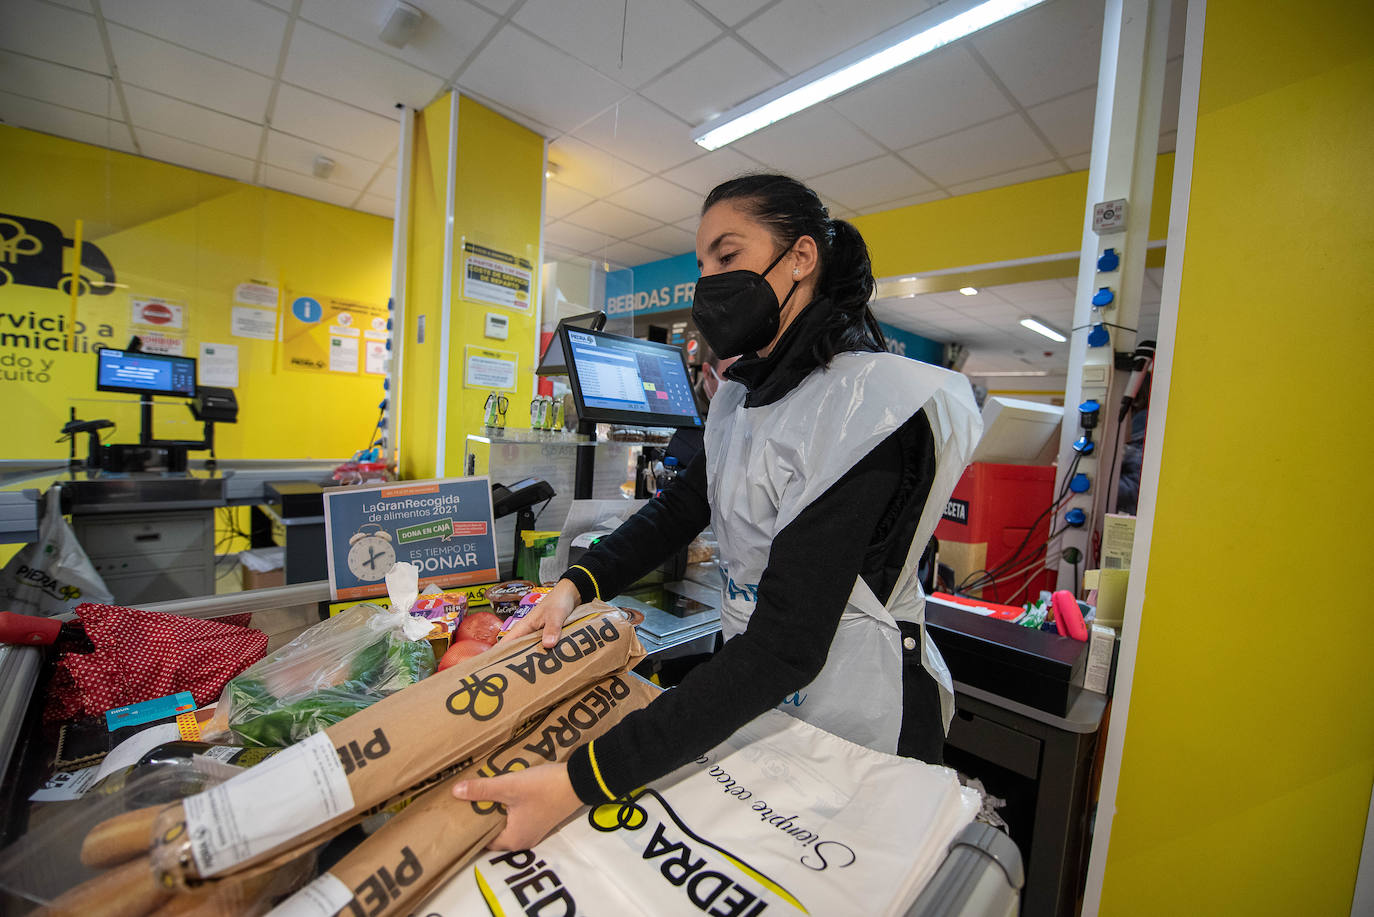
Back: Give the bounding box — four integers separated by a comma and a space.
203, 601, 435, 747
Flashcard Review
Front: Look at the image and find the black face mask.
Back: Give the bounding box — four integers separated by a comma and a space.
691, 246, 799, 359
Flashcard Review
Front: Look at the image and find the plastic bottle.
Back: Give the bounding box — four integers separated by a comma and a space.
655, 455, 679, 497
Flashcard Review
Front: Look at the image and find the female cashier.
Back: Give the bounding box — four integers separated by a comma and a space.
454, 174, 982, 848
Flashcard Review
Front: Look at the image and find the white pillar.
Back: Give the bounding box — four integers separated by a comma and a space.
385, 104, 414, 470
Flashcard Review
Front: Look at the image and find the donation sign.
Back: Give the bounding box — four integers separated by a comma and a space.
323, 477, 498, 601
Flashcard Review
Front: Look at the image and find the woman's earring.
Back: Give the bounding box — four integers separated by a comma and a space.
793, 268, 800, 277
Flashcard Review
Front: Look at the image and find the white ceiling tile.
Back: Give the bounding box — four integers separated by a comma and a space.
0, 91, 134, 153
356, 194, 396, 219
47, 0, 91, 9
693, 0, 771, 27
899, 114, 1055, 187
261, 164, 358, 207
599, 239, 668, 267
544, 219, 617, 255
971, 0, 1104, 108
0, 52, 115, 117
136, 128, 255, 182
661, 147, 762, 195
569, 96, 701, 174
0, 0, 106, 72
470, 0, 518, 13
108, 24, 271, 122
675, 215, 700, 234
1064, 151, 1091, 172
460, 26, 628, 133
631, 223, 696, 256
514, 0, 720, 89
122, 85, 262, 159
608, 176, 701, 224
734, 106, 884, 178
298, 0, 498, 80
1026, 86, 1095, 158
944, 160, 1065, 197
808, 154, 932, 211
565, 200, 662, 239
365, 166, 398, 198
832, 46, 1015, 151
545, 135, 650, 198
641, 35, 782, 127
283, 21, 444, 117
545, 180, 596, 221
272, 84, 400, 162
101, 0, 287, 76
858, 189, 950, 215
738, 0, 934, 76
264, 130, 376, 190
258, 0, 291, 9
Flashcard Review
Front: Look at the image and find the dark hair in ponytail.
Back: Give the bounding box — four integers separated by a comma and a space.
702, 173, 886, 366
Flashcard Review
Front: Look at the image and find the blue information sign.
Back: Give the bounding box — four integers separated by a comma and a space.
323, 476, 499, 600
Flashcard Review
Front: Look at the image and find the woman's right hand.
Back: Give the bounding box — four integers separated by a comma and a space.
499, 577, 582, 648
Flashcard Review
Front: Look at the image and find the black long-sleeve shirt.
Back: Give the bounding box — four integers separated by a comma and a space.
561, 298, 936, 804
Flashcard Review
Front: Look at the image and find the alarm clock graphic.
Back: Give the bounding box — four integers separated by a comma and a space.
346, 524, 396, 581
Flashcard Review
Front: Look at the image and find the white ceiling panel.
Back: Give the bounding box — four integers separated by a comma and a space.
899, 113, 1056, 187
514, 0, 720, 89
608, 176, 701, 224
544, 219, 617, 255
692, 0, 773, 27
261, 164, 358, 207
0, 52, 115, 118
565, 200, 662, 240
0, 0, 107, 73
272, 85, 400, 163
858, 189, 949, 216
122, 85, 261, 159
545, 135, 650, 199
809, 154, 933, 211
298, 0, 497, 79
137, 128, 255, 182
570, 96, 702, 174
283, 22, 444, 117
946, 160, 1065, 197
1064, 151, 1091, 172
738, 0, 933, 77
264, 130, 376, 190
365, 165, 398, 198
661, 147, 763, 195
108, 24, 272, 122
0, 90, 134, 153
461, 27, 628, 133
634, 223, 696, 257
101, 0, 287, 76
971, 0, 1104, 108
734, 105, 884, 178
600, 239, 668, 266
470, 0, 518, 13
1026, 86, 1095, 158
831, 46, 1015, 151
545, 180, 597, 222
356, 193, 395, 219
48, 0, 91, 9
640, 35, 782, 127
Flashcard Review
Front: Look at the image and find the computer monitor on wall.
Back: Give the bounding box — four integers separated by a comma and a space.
971, 396, 1063, 465
95, 349, 197, 399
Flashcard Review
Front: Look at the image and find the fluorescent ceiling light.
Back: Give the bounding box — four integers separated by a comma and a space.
1020, 316, 1067, 343
958, 286, 978, 296
692, 0, 1048, 150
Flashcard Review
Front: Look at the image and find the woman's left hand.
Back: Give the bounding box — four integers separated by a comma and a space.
451, 762, 582, 850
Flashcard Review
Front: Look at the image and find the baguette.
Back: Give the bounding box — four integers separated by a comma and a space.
82, 805, 165, 868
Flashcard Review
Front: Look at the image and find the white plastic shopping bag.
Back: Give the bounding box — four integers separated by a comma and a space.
0, 487, 112, 616
418, 710, 979, 917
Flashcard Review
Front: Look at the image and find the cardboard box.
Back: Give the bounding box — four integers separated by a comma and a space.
240, 566, 285, 590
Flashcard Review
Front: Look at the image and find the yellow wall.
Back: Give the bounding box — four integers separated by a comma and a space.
0, 126, 393, 461
399, 94, 544, 479
1098, 2, 1374, 914
853, 154, 1174, 278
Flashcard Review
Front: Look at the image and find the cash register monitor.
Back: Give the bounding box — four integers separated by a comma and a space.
96, 349, 197, 398
536, 310, 606, 376
971, 396, 1063, 464
560, 326, 703, 429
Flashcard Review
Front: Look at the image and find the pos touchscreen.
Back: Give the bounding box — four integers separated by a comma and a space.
560, 326, 703, 429
95, 349, 198, 398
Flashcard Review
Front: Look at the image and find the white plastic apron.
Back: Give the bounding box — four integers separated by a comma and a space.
705, 352, 981, 753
